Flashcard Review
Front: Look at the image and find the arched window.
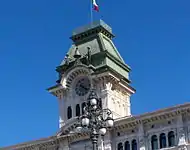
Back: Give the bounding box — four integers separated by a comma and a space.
124, 141, 130, 150
82, 102, 86, 114
118, 142, 123, 150
168, 131, 175, 147
76, 104, 80, 116
132, 139, 137, 150
159, 133, 166, 148
67, 106, 72, 119
151, 135, 158, 150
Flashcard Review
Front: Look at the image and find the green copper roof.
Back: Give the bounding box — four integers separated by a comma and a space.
61, 20, 125, 64
59, 20, 131, 82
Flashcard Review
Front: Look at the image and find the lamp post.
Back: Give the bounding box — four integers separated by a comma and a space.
75, 89, 114, 150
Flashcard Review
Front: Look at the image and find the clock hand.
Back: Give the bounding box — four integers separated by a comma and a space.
80, 85, 88, 90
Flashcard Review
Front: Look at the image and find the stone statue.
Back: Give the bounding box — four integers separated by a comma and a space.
86, 47, 92, 65
178, 127, 186, 145
64, 54, 70, 66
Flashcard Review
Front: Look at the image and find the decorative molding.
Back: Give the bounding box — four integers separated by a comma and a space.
178, 145, 188, 150
114, 103, 190, 131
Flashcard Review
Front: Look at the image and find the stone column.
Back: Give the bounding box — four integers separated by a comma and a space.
138, 124, 146, 150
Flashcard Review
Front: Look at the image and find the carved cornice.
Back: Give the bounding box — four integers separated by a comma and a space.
114, 103, 190, 131
2, 136, 59, 150
48, 65, 93, 98
47, 84, 65, 97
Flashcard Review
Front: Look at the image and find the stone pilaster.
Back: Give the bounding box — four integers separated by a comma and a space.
58, 93, 65, 128
187, 126, 190, 143
138, 124, 146, 150
59, 139, 70, 150
177, 115, 187, 146
103, 132, 112, 150
98, 136, 105, 150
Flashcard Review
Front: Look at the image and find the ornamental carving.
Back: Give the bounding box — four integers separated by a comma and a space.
104, 144, 112, 150
139, 137, 145, 147
105, 82, 112, 91
178, 145, 187, 150
178, 127, 186, 145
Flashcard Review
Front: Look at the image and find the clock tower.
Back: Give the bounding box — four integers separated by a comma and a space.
48, 20, 135, 132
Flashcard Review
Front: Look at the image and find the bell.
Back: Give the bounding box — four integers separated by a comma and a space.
74, 47, 81, 59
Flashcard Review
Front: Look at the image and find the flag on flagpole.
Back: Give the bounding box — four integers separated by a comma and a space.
92, 0, 99, 12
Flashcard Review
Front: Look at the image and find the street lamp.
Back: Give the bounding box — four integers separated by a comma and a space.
75, 89, 114, 150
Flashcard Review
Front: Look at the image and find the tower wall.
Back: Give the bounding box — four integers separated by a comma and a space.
93, 75, 132, 119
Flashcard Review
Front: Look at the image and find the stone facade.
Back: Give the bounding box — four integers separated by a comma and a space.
3, 104, 190, 150
2, 21, 190, 150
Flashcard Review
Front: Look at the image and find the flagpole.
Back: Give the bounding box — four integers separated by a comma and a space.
90, 0, 93, 23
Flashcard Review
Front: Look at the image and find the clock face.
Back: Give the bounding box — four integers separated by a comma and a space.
75, 77, 91, 96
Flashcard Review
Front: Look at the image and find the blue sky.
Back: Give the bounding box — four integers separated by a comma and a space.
0, 0, 190, 147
